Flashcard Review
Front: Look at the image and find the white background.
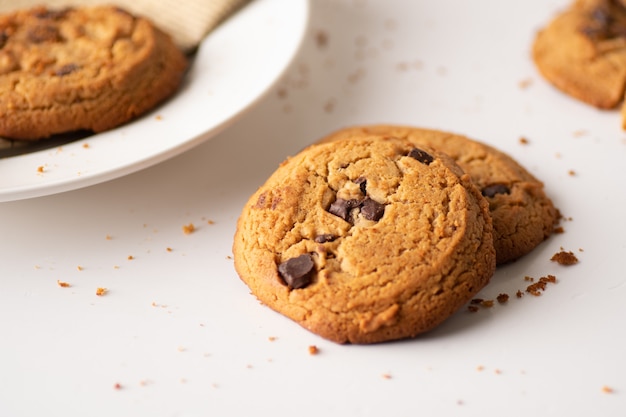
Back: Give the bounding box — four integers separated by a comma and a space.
1, 0, 625, 416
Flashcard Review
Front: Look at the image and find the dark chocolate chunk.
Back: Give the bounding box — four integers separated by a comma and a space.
408, 148, 434, 165
481, 184, 511, 198
33, 8, 70, 20
314, 234, 336, 243
0, 32, 8, 49
355, 177, 367, 195
328, 198, 361, 221
591, 6, 612, 26
27, 25, 61, 43
54, 63, 79, 76
278, 254, 315, 289
360, 198, 385, 221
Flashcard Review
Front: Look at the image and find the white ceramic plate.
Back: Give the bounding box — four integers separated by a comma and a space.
0, 0, 309, 202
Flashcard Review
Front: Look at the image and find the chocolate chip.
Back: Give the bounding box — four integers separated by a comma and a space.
328, 198, 361, 221
278, 254, 315, 289
408, 148, 434, 165
33, 8, 70, 20
0, 32, 7, 49
27, 25, 61, 43
360, 198, 385, 221
481, 184, 511, 198
355, 177, 367, 195
314, 234, 336, 243
54, 63, 79, 76
591, 7, 612, 26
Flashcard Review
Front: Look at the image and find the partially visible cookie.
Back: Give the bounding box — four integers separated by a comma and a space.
532, 0, 626, 122
0, 5, 188, 140
320, 125, 558, 265
233, 136, 495, 344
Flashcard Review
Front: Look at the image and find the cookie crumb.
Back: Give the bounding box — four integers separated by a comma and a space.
308, 345, 319, 355
568, 170, 576, 176
516, 290, 524, 298
127, 255, 134, 260
526, 275, 556, 296
519, 136, 529, 145
207, 219, 215, 225
76, 265, 83, 271
396, 61, 409, 72
57, 280, 70, 288
314, 30, 328, 48
166, 247, 172, 252
268, 336, 277, 342
551, 250, 579, 265
467, 305, 480, 313
602, 385, 614, 394
496, 293, 509, 304
480, 300, 494, 308
105, 234, 112, 240
37, 165, 45, 173
323, 97, 337, 113
382, 373, 392, 379
182, 223, 195, 235
82, 143, 90, 149
476, 365, 484, 372
518, 78, 533, 89
96, 287, 108, 296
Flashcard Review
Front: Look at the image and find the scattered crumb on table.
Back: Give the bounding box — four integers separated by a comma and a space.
602, 385, 614, 394
551, 250, 579, 265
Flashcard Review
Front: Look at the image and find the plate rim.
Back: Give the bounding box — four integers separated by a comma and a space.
0, 0, 310, 202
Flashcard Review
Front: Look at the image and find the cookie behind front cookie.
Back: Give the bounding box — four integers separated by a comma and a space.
0, 5, 188, 140
320, 125, 559, 265
233, 136, 496, 344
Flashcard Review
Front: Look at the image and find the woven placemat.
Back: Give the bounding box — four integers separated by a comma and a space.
0, 0, 252, 52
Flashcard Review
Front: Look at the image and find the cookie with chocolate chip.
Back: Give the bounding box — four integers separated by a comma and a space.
0, 5, 187, 140
233, 136, 495, 344
320, 125, 558, 265
532, 0, 626, 126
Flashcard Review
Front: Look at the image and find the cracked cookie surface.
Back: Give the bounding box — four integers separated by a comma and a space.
321, 125, 558, 265
533, 0, 626, 126
233, 136, 495, 344
0, 5, 187, 140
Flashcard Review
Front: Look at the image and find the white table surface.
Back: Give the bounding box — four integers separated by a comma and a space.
2, 0, 626, 416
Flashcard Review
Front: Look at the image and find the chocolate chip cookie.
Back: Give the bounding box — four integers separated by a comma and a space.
233, 136, 495, 344
532, 0, 626, 126
320, 125, 558, 265
0, 5, 187, 140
